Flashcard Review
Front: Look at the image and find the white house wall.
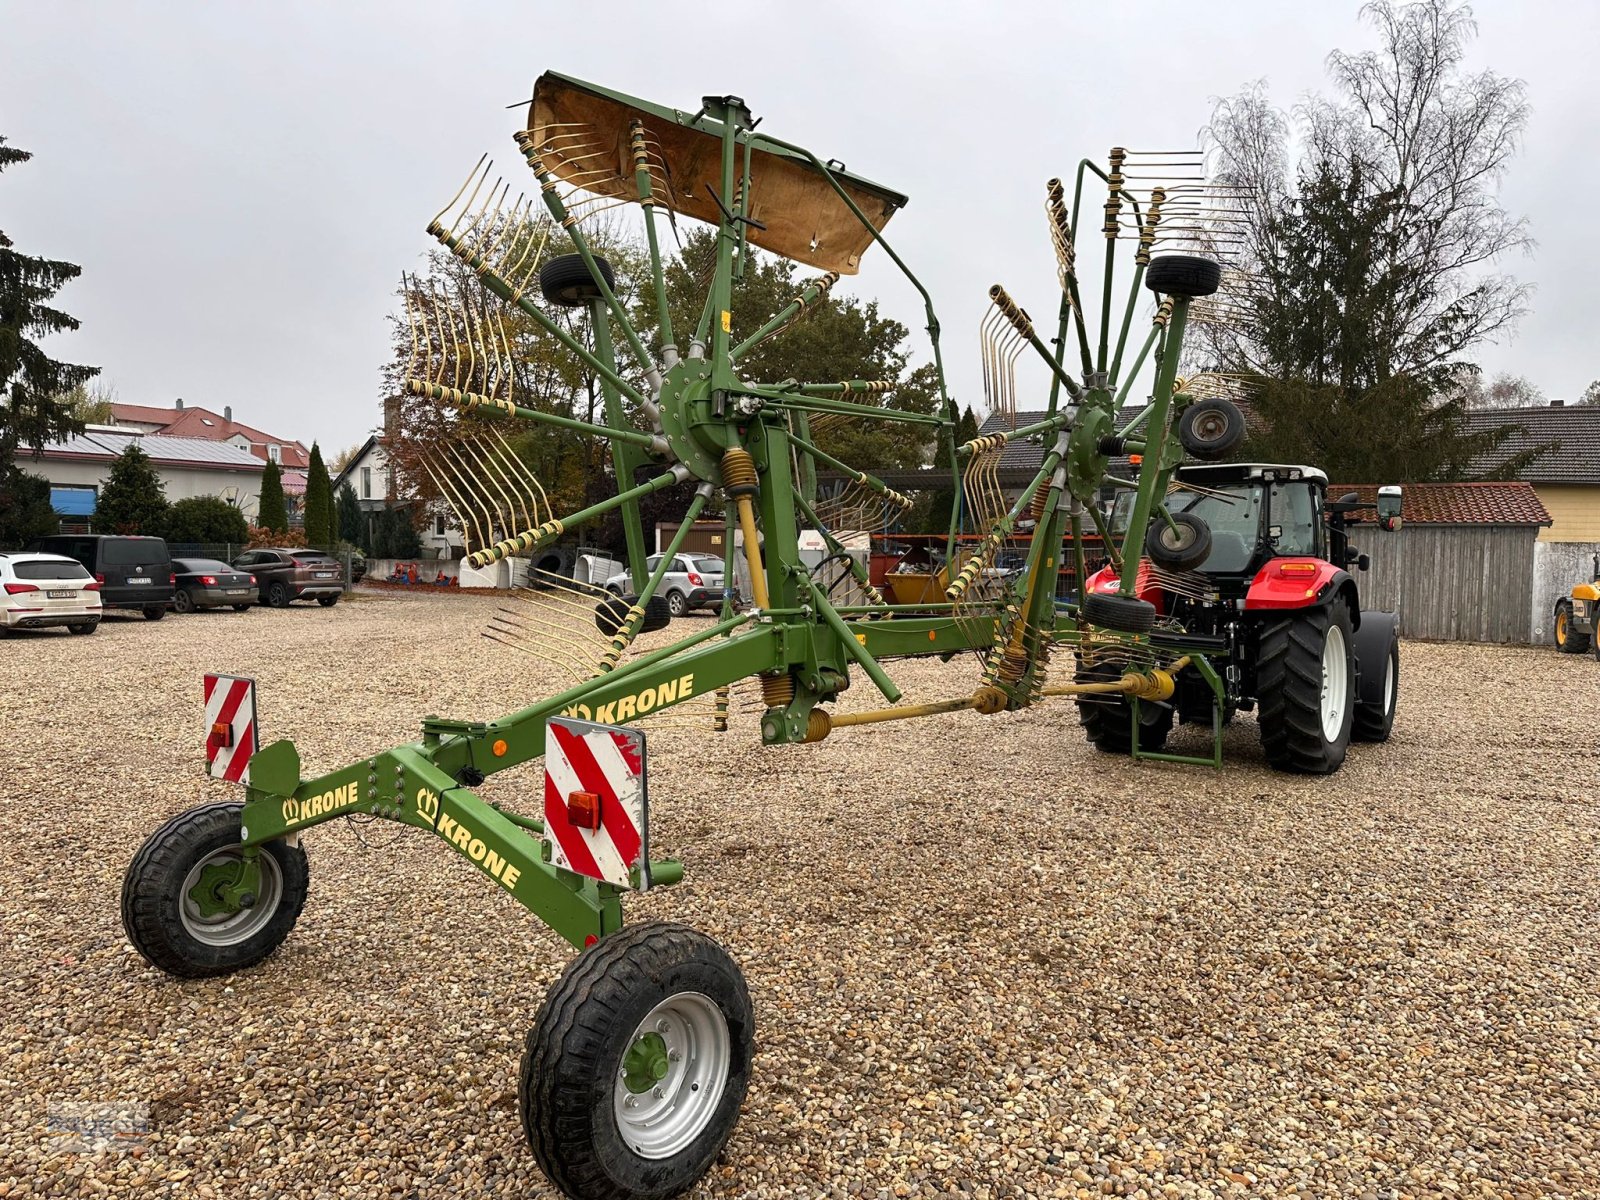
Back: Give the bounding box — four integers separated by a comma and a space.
17, 455, 264, 518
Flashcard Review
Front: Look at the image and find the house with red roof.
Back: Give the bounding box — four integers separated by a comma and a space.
107, 399, 310, 513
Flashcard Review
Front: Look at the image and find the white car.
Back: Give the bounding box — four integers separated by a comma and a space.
604, 552, 732, 617
0, 551, 103, 635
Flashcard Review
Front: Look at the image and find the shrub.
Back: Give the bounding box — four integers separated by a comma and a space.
164, 496, 250, 545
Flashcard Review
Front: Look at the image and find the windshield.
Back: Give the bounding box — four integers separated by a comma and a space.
1170, 486, 1263, 573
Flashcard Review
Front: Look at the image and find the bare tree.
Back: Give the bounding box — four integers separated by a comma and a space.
1206, 0, 1531, 383
1448, 369, 1544, 410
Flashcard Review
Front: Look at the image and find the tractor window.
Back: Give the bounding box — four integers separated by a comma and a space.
1268, 483, 1322, 557
1171, 486, 1263, 574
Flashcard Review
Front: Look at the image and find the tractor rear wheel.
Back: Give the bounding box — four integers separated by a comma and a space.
1255, 602, 1355, 774
521, 921, 753, 1200
1555, 602, 1589, 653
1075, 656, 1173, 755
121, 801, 308, 978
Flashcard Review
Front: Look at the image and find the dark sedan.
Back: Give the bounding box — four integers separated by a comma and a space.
171, 557, 258, 614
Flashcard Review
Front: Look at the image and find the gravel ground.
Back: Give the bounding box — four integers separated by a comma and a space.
2, 590, 1597, 1199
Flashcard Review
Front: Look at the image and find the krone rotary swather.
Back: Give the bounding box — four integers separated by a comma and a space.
122, 72, 1246, 1200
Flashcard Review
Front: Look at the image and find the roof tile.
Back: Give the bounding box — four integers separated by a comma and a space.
1463, 404, 1600, 484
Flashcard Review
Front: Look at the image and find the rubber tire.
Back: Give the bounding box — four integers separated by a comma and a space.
233, 604, 251, 613
317, 595, 339, 607
67, 621, 97, 635
1255, 602, 1356, 774
1081, 590, 1156, 634
666, 590, 688, 618
594, 595, 672, 636
143, 605, 167, 621
1145, 254, 1222, 298
531, 544, 578, 583
1352, 625, 1399, 743
172, 588, 197, 614
1555, 603, 1589, 653
540, 254, 617, 308
268, 581, 290, 608
520, 921, 753, 1200
1075, 656, 1173, 754
1178, 397, 1246, 461
121, 801, 309, 979
1145, 512, 1213, 571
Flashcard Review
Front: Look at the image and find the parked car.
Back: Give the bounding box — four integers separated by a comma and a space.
603, 552, 729, 616
231, 548, 344, 607
32, 534, 174, 620
0, 551, 102, 635
171, 557, 259, 613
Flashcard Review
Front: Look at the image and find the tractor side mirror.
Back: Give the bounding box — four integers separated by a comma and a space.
1377, 485, 1402, 532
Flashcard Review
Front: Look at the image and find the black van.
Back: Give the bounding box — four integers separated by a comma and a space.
32, 535, 175, 620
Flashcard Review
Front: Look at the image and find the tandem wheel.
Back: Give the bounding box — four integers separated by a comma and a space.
521, 921, 753, 1200
121, 801, 308, 978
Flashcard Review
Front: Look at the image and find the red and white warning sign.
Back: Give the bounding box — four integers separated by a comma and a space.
543, 716, 649, 890
203, 673, 259, 784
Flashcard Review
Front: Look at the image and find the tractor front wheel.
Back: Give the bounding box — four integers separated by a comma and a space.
521, 921, 753, 1200
1255, 602, 1355, 773
1555, 602, 1589, 653
121, 801, 308, 978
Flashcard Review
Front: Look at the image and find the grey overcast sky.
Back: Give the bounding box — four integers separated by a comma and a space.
4, 0, 1595, 456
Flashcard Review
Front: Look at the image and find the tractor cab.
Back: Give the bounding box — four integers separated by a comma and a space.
1110, 464, 1402, 598
1111, 463, 1329, 597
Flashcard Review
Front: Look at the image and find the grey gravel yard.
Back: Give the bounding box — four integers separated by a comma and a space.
2, 590, 1598, 1199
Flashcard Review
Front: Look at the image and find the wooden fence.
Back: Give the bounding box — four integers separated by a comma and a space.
1356, 525, 1537, 644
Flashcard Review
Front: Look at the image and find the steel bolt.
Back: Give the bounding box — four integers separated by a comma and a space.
668, 1049, 681, 1062
623, 1095, 636, 1108
656, 1019, 671, 1033
653, 1087, 664, 1099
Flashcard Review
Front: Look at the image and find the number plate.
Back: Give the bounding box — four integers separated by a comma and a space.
46, 589, 76, 599
315, 572, 335, 579
225, 589, 249, 596
128, 577, 151, 585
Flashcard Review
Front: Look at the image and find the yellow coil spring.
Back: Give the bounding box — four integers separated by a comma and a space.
597, 604, 645, 671
713, 685, 730, 732
987, 285, 1033, 339
1029, 486, 1050, 523
721, 446, 758, 494
803, 709, 831, 743
1135, 186, 1166, 267
1103, 146, 1126, 237
945, 541, 995, 602
961, 433, 1007, 456
761, 672, 795, 709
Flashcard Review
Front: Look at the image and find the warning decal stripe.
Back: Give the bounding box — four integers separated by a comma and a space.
550, 721, 642, 870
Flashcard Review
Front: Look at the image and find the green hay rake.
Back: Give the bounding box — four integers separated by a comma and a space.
121, 72, 1244, 1200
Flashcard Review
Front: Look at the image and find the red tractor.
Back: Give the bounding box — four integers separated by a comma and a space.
1080, 464, 1402, 774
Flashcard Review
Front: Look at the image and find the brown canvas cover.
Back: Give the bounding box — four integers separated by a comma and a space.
527, 72, 905, 275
